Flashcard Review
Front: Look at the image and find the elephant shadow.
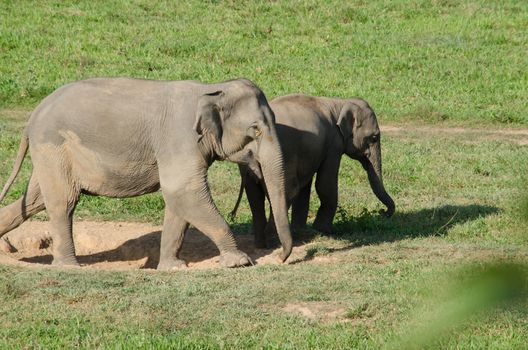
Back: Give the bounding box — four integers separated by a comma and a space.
21, 225, 275, 269
292, 203, 501, 262
20, 204, 499, 268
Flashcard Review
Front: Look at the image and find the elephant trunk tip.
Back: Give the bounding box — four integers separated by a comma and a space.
278, 242, 292, 263
380, 199, 395, 218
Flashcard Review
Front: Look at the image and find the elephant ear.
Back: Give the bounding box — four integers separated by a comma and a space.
193, 91, 224, 148
336, 102, 361, 142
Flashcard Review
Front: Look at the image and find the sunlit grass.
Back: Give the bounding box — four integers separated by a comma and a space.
1, 0, 527, 348
1, 1, 527, 125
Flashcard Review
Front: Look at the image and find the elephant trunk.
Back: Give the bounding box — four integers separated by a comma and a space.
362, 143, 395, 217
258, 128, 292, 262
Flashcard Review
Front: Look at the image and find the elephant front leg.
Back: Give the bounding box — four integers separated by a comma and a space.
313, 157, 340, 234
291, 179, 313, 232
157, 207, 189, 271
162, 187, 252, 268
244, 178, 268, 249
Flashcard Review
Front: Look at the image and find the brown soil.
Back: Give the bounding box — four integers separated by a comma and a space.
281, 302, 349, 323
0, 221, 314, 270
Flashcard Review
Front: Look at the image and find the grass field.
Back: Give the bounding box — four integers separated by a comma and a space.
1, 0, 527, 125
1, 1, 527, 349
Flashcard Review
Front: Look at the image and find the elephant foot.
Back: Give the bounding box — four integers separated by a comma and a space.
219, 250, 252, 268
52, 256, 80, 267
157, 258, 188, 271
312, 220, 333, 235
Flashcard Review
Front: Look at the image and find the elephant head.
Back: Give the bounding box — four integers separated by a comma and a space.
336, 99, 395, 217
193, 79, 292, 261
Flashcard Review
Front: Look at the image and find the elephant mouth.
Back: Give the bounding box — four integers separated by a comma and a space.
345, 150, 364, 162
248, 163, 263, 182
227, 148, 263, 181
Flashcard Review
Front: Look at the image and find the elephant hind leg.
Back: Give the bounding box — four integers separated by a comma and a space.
33, 156, 81, 266
0, 175, 45, 237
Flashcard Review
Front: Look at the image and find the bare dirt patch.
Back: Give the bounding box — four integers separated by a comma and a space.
381, 124, 528, 145
0, 220, 313, 270
282, 302, 348, 323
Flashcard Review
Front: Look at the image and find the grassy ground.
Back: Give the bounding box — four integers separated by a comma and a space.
1, 0, 527, 125
1, 1, 527, 349
1, 108, 527, 350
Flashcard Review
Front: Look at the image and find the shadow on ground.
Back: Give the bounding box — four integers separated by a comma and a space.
289, 204, 500, 263
20, 227, 276, 269
334, 204, 499, 242
18, 204, 499, 268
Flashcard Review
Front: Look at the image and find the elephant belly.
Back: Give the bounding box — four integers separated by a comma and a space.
78, 161, 161, 198
62, 133, 160, 198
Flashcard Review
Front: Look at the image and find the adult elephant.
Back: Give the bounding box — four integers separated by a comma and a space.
232, 94, 395, 248
0, 78, 292, 269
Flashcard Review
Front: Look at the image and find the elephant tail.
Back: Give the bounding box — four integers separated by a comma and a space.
0, 130, 29, 203
229, 174, 246, 221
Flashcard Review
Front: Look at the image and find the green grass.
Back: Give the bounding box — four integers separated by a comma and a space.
0, 251, 526, 349
1, 105, 527, 350
1, 1, 528, 349
1, 0, 527, 125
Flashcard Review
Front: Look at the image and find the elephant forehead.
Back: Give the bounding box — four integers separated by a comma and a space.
359, 114, 379, 133
229, 93, 262, 113
364, 124, 380, 135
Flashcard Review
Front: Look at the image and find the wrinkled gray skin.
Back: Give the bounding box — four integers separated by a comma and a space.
0, 78, 292, 269
232, 94, 395, 248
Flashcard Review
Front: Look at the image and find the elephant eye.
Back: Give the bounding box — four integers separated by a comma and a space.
248, 123, 262, 138
371, 134, 379, 143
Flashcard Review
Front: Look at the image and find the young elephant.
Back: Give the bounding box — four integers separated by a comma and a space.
232, 94, 395, 248
0, 78, 293, 269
